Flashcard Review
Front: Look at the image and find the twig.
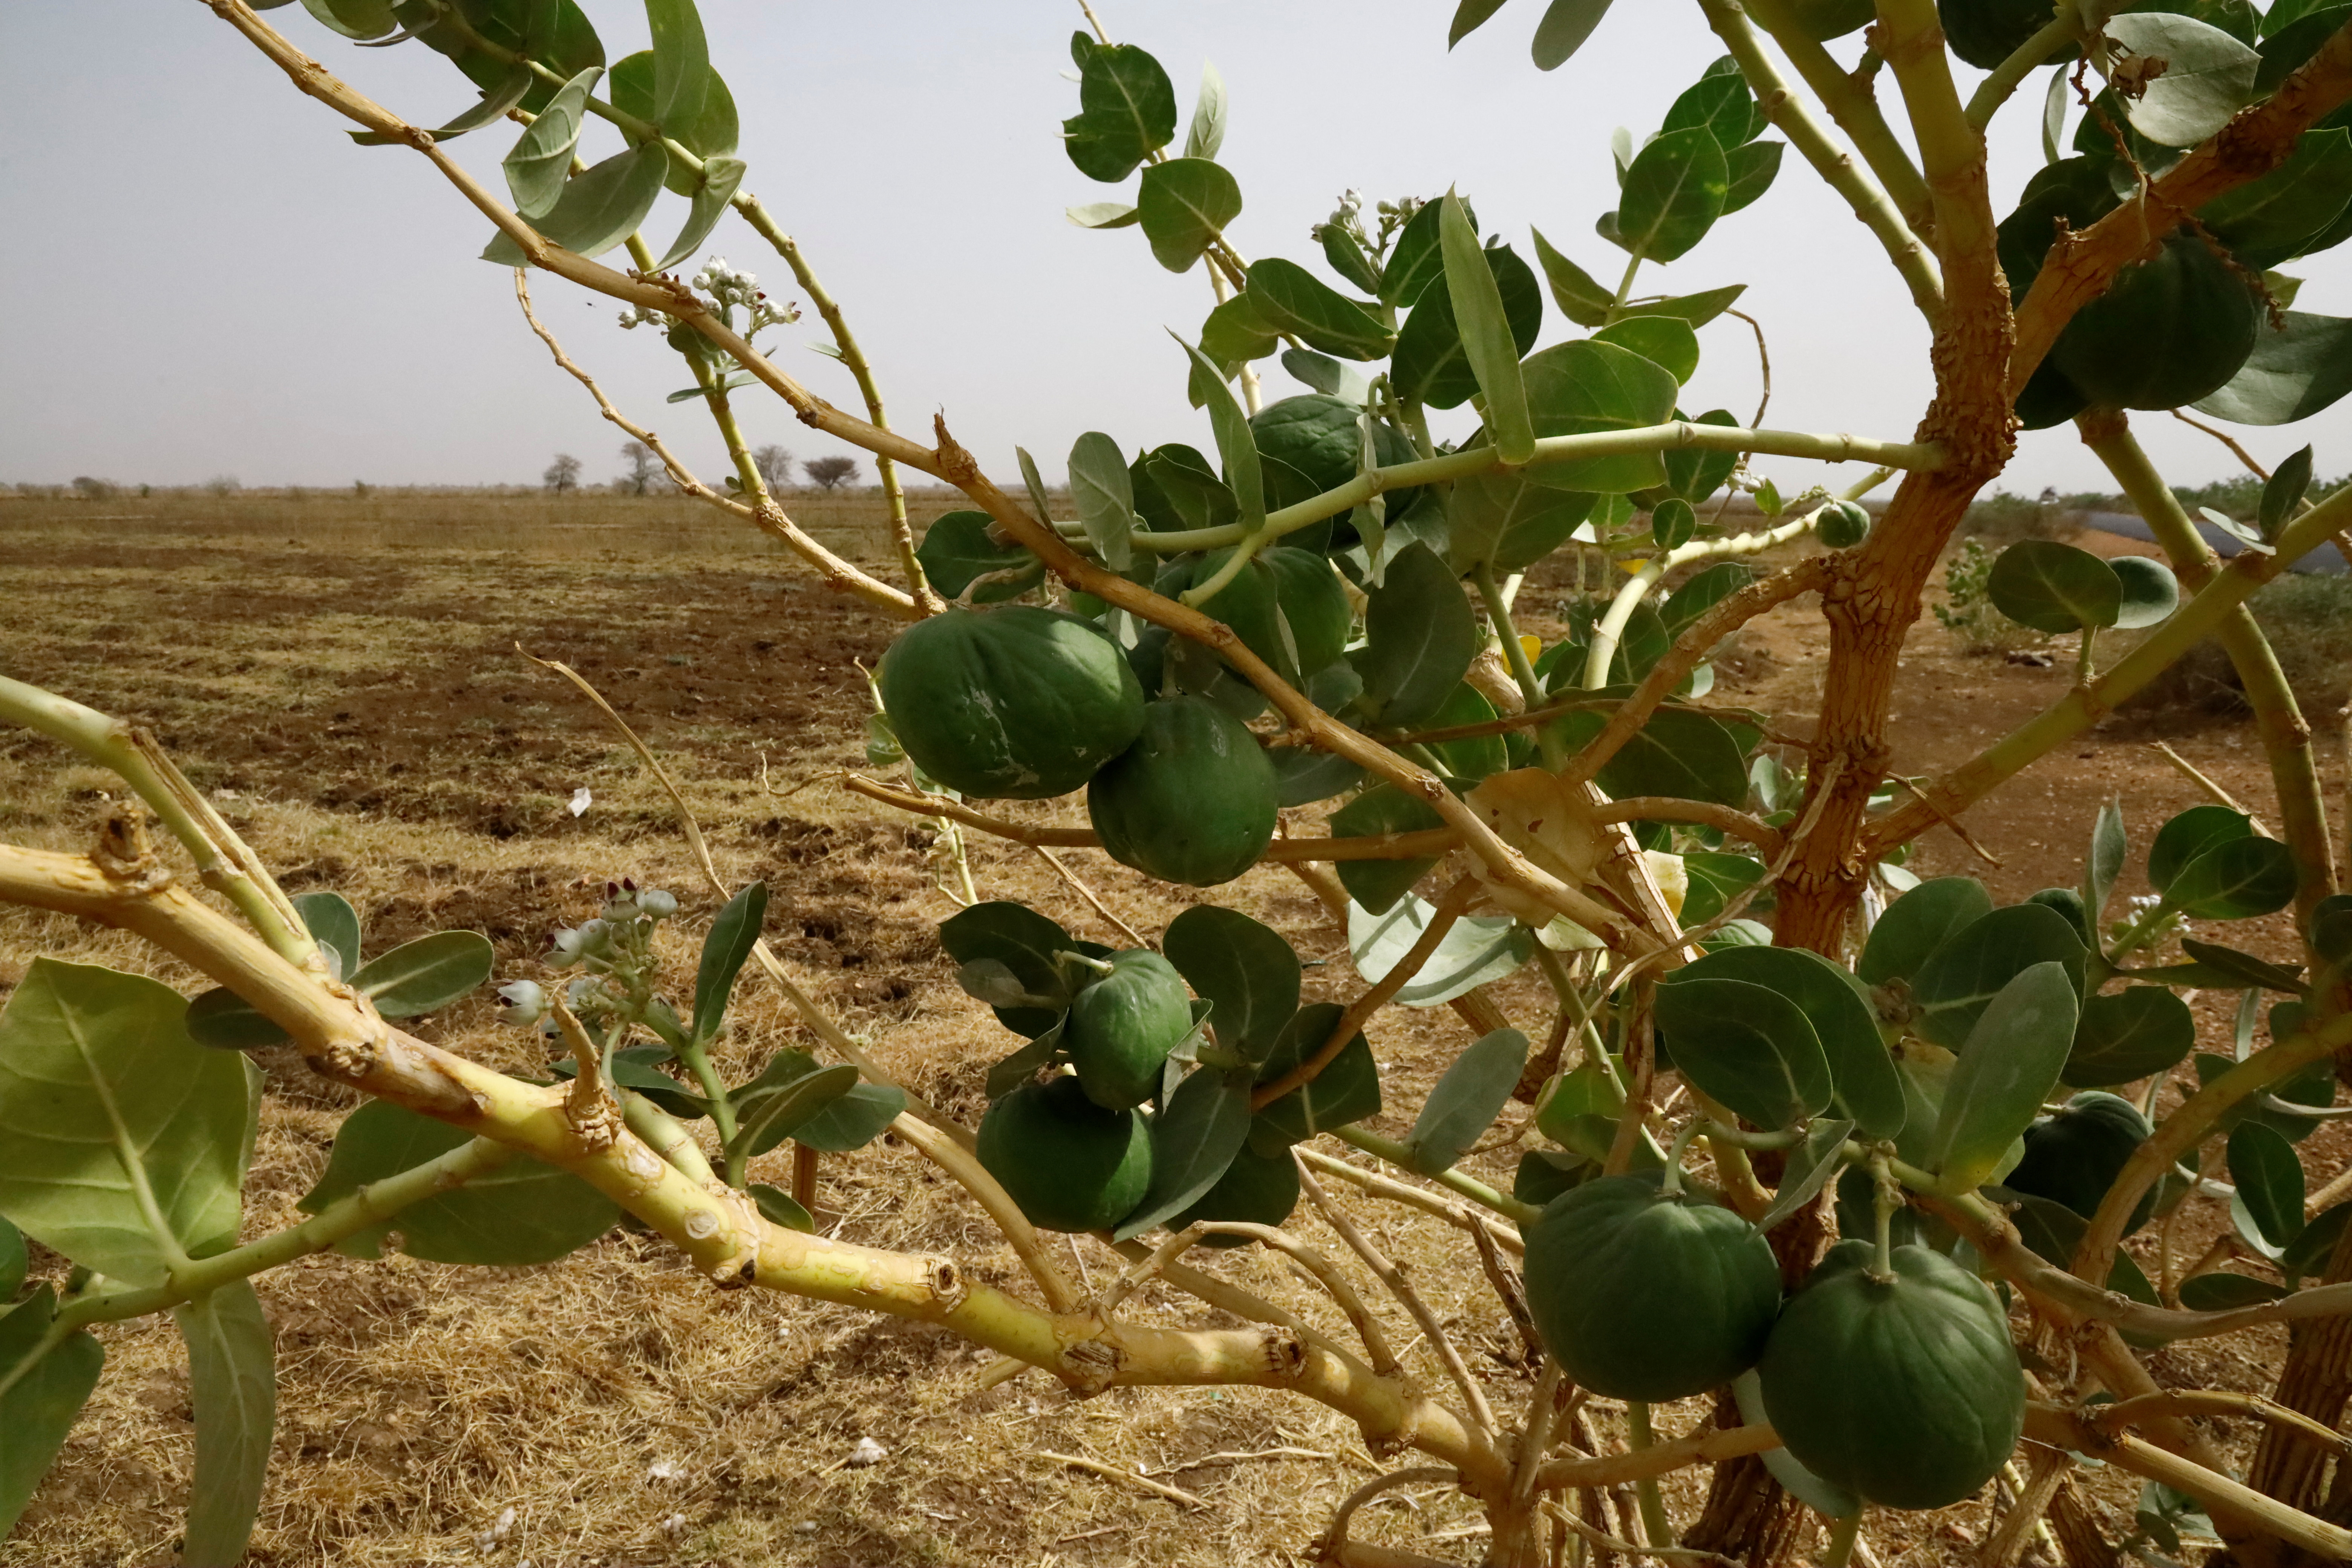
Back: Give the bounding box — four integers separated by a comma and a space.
1090, 1223, 1209, 1319
1472, 1217, 1541, 1366
1143, 1447, 1341, 1476
892, 1112, 1082, 1314
1295, 1156, 1498, 1436
1295, 1148, 1525, 1256
1203, 1223, 1404, 1377
1539, 1499, 1744, 1565
1890, 773, 2004, 867
1317, 1467, 1462, 1564
1037, 1451, 1206, 1508
1032, 844, 1149, 948
1254, 875, 1480, 1111
2172, 408, 2276, 483
514, 647, 963, 1136
2149, 740, 2269, 834
510, 272, 915, 617
2087, 1390, 2352, 1457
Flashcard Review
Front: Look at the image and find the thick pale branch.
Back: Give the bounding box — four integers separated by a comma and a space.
2023, 1404, 2352, 1562
0, 840, 1514, 1486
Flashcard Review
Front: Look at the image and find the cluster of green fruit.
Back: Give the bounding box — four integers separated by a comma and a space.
1525, 1175, 2025, 1511
975, 947, 1301, 1237
878, 603, 1280, 888
942, 898, 1375, 1245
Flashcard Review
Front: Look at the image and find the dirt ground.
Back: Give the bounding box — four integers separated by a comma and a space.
0, 490, 2341, 1567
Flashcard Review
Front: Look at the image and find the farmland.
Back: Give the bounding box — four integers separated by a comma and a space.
0, 488, 2337, 1565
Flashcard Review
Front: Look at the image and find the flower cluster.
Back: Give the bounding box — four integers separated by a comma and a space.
690, 257, 799, 335
496, 879, 683, 1041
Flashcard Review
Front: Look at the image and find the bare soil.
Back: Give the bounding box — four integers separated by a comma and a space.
0, 493, 2340, 1567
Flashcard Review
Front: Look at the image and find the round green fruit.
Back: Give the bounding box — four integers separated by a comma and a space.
1170, 1145, 1303, 1245
1522, 1176, 1782, 1401
1818, 499, 1871, 549
2005, 1090, 2157, 1234
1939, 0, 2076, 70
1066, 949, 1193, 1111
876, 607, 1144, 800
1759, 1240, 2025, 1510
976, 1075, 1154, 1233
2049, 233, 2265, 412
1088, 697, 1279, 887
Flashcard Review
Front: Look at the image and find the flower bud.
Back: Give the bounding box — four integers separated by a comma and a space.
495, 980, 546, 1027
638, 889, 679, 920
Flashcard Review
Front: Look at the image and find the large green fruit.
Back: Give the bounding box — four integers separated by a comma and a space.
976, 1075, 1154, 1233
1088, 698, 1279, 887
876, 607, 1144, 800
1171, 1145, 1303, 1245
2004, 1090, 2157, 1234
1759, 1240, 2026, 1510
1066, 950, 1193, 1110
1522, 1177, 1782, 1401
2049, 233, 2265, 411
1939, 0, 2075, 70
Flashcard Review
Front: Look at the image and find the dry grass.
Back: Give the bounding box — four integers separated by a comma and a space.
0, 493, 2317, 1566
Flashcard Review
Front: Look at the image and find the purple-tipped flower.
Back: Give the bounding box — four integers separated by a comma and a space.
495, 980, 546, 1027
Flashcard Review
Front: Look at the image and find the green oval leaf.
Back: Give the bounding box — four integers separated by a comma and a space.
1406, 1029, 1530, 1175
501, 65, 604, 219
1139, 157, 1243, 274
1438, 193, 1534, 462
1653, 975, 1835, 1130
1928, 962, 2081, 1193
299, 1101, 617, 1265
1244, 258, 1395, 361
1329, 784, 1448, 917
2195, 311, 2352, 425
0, 1287, 104, 1537
2150, 804, 2255, 894
2063, 986, 2197, 1089
488, 141, 671, 263
0, 960, 256, 1287
938, 900, 1078, 1038
174, 1279, 274, 1568
1597, 315, 1701, 384
1859, 876, 1994, 987
2105, 12, 2260, 147
185, 986, 292, 1052
1394, 242, 1545, 411
292, 890, 362, 982
1115, 1067, 1252, 1240
1986, 539, 2124, 634
2168, 834, 2298, 920
1348, 894, 1533, 1007
1612, 127, 1729, 263
916, 510, 1044, 603
1533, 0, 1617, 70
1068, 431, 1140, 573
1062, 40, 1178, 182
1911, 903, 2086, 1052
2228, 1119, 2306, 1250
1250, 1003, 1383, 1150
793, 1081, 907, 1152
2110, 555, 2181, 629
1162, 905, 1303, 1065
1676, 948, 1905, 1139
1520, 340, 1681, 492
1348, 541, 1479, 729
693, 881, 769, 1046
351, 930, 493, 1018
730, 1063, 860, 1161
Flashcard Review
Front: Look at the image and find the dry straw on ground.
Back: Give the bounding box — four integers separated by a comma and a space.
0, 492, 2329, 1565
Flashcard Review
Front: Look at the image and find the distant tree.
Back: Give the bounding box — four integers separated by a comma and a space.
802, 455, 859, 492
544, 453, 583, 494
204, 475, 240, 498
70, 476, 117, 500
615, 441, 664, 496
751, 443, 794, 495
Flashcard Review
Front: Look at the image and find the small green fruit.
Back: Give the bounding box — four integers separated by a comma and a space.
1065, 950, 1193, 1111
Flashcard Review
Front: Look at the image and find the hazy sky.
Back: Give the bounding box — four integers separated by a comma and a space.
2, 1, 2346, 500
